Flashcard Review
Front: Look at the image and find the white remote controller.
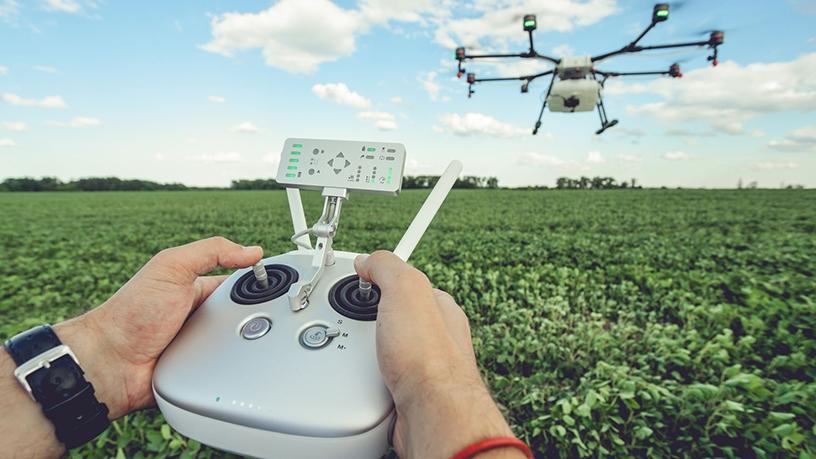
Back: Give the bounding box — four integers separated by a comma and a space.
153, 138, 463, 458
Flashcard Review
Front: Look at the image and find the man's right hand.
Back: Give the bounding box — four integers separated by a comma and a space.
355, 251, 524, 459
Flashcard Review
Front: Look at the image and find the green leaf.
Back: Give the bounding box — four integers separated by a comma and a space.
635, 426, 654, 440
160, 424, 171, 440
576, 403, 592, 417
772, 423, 795, 437
769, 412, 795, 421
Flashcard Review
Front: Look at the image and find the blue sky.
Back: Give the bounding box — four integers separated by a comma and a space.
1, 0, 814, 188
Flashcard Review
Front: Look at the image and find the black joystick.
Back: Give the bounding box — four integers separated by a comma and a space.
329, 275, 381, 321
231, 264, 299, 305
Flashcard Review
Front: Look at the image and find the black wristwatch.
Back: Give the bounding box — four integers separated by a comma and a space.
4, 324, 111, 449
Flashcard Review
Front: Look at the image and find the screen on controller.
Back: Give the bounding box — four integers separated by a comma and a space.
276, 138, 406, 196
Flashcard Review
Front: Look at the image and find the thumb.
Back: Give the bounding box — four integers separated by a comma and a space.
354, 250, 427, 292
151, 236, 263, 285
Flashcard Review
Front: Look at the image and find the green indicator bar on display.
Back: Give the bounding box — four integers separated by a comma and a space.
291, 151, 301, 155
289, 158, 299, 163
292, 143, 303, 148
367, 147, 376, 152
287, 166, 297, 170
286, 173, 296, 178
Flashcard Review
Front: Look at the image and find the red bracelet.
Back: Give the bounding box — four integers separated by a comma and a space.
450, 437, 533, 459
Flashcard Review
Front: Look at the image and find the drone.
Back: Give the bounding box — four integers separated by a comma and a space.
454, 3, 725, 135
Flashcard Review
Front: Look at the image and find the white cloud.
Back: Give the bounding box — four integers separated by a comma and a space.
0, 65, 7, 75
612, 53, 816, 135
663, 151, 691, 161
261, 152, 280, 165
202, 0, 450, 73
2, 93, 67, 108
3, 122, 27, 131
390, 96, 403, 104
752, 161, 799, 170
768, 125, 816, 152
231, 122, 259, 134
208, 95, 226, 103
551, 43, 575, 57
187, 152, 242, 163
419, 71, 449, 102
435, 0, 618, 50
312, 83, 371, 109
517, 152, 588, 171
44, 0, 81, 13
0, 0, 18, 20
435, 112, 527, 138
33, 65, 58, 74
202, 0, 363, 74
357, 111, 397, 130
48, 116, 101, 128
585, 151, 604, 164
617, 153, 641, 162
0, 138, 15, 147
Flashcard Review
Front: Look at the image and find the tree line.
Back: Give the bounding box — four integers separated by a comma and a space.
555, 176, 642, 189
1, 175, 500, 192
0, 177, 188, 192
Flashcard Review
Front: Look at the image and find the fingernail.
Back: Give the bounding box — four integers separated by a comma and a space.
244, 245, 263, 253
354, 254, 369, 265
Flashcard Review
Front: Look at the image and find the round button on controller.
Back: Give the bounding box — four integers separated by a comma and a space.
241, 317, 271, 340
300, 325, 340, 349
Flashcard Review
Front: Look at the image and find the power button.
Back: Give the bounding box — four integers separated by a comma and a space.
241, 317, 271, 340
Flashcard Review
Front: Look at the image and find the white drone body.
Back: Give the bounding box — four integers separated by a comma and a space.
548, 56, 600, 113
153, 138, 463, 458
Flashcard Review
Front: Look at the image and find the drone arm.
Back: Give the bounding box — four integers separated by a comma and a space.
592, 39, 712, 62
594, 69, 670, 77
591, 20, 659, 62
474, 70, 553, 83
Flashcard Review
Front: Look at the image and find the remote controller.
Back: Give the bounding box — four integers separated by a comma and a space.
153, 138, 463, 458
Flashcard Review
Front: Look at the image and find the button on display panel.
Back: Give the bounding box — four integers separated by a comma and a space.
276, 138, 406, 196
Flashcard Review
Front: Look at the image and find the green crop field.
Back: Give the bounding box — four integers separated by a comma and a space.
1, 189, 814, 458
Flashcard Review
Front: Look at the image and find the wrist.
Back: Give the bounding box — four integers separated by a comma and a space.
53, 313, 131, 419
392, 354, 514, 458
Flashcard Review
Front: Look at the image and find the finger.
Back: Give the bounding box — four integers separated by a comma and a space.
193, 275, 229, 309
354, 250, 427, 292
153, 236, 263, 285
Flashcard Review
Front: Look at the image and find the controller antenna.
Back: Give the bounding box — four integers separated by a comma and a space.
252, 261, 269, 289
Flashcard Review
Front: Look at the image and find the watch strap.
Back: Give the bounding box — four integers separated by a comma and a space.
4, 325, 110, 449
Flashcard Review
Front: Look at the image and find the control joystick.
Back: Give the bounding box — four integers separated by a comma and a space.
153, 138, 462, 459
230, 263, 299, 305
329, 275, 382, 321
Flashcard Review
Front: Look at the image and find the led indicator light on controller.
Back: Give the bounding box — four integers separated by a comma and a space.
367, 147, 376, 152
287, 166, 297, 170
286, 173, 296, 178
290, 151, 301, 155
289, 158, 299, 163
292, 143, 302, 148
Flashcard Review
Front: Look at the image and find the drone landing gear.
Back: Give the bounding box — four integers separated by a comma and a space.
532, 73, 557, 135
595, 96, 618, 135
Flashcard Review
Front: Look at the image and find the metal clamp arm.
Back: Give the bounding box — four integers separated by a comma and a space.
287, 188, 347, 311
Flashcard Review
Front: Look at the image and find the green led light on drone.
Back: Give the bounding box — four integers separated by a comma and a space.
656, 10, 668, 16
524, 20, 535, 27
